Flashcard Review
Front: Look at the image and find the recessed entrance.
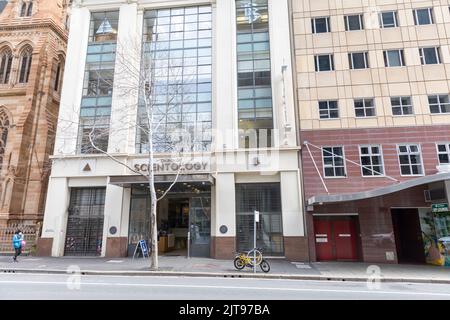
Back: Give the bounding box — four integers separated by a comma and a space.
392, 209, 426, 264
128, 182, 211, 258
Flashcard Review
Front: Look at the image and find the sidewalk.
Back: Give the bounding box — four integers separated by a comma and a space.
1, 255, 449, 284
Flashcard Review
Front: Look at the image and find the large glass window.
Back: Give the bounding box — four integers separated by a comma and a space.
391, 96, 413, 115
379, 11, 398, 28
236, 183, 284, 256
236, 0, 273, 149
77, 11, 118, 154
137, 6, 213, 153
437, 143, 450, 164
413, 8, 434, 25
323, 146, 346, 177
0, 48, 12, 84
311, 17, 330, 33
360, 145, 384, 176
429, 95, 450, 114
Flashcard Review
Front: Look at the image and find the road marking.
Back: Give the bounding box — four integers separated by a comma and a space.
0, 280, 449, 297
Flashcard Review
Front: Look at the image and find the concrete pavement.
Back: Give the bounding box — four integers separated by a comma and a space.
0, 273, 449, 300
0, 256, 449, 284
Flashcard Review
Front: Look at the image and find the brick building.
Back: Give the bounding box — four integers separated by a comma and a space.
0, 0, 68, 228
292, 0, 450, 265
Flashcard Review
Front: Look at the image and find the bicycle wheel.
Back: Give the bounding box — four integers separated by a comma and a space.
260, 260, 270, 273
246, 249, 263, 265
234, 257, 245, 270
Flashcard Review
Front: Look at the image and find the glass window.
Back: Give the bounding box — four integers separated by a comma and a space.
379, 11, 398, 28
315, 54, 334, 72
360, 145, 384, 176
236, 0, 273, 149
429, 95, 450, 114
311, 17, 330, 33
383, 50, 405, 67
413, 8, 434, 25
89, 11, 119, 43
354, 98, 375, 117
344, 14, 364, 31
419, 47, 441, 65
138, 6, 213, 153
0, 48, 13, 84
318, 100, 339, 119
235, 183, 284, 256
0, 109, 9, 171
323, 146, 346, 177
391, 96, 413, 115
397, 144, 423, 176
437, 143, 450, 164
348, 52, 369, 69
18, 46, 33, 83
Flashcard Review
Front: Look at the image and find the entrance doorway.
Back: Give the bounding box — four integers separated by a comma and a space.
128, 183, 211, 258
392, 209, 426, 264
65, 188, 106, 256
313, 215, 360, 261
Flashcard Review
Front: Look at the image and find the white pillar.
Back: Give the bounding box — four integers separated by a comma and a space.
280, 171, 305, 237
41, 177, 70, 257
102, 183, 125, 257
213, 173, 236, 237
269, 0, 297, 148
54, 6, 90, 155
109, 3, 141, 154
214, 0, 237, 151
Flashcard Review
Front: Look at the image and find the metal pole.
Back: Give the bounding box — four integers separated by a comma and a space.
254, 215, 256, 273
187, 231, 190, 259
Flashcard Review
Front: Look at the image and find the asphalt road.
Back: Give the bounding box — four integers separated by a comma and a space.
0, 273, 449, 300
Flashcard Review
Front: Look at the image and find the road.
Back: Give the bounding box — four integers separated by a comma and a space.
0, 273, 449, 300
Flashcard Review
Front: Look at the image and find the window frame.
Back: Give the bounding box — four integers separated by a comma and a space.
359, 144, 385, 177
344, 14, 364, 31
379, 11, 398, 28
348, 52, 369, 69
354, 98, 376, 118
428, 94, 450, 114
396, 144, 425, 177
413, 8, 434, 25
311, 16, 331, 34
322, 146, 347, 178
390, 96, 414, 116
318, 100, 339, 119
436, 142, 450, 165
383, 49, 405, 67
419, 47, 441, 65
314, 54, 334, 72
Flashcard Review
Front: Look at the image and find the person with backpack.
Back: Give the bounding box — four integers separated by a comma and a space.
12, 230, 23, 262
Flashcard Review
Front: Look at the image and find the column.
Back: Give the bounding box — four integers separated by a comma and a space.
212, 173, 236, 259
38, 177, 70, 257
54, 6, 90, 155
281, 171, 309, 261
103, 183, 127, 257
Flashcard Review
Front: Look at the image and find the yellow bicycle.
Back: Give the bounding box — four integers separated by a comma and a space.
233, 248, 270, 273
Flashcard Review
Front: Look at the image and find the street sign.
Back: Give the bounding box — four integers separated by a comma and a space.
432, 203, 449, 213
255, 210, 260, 223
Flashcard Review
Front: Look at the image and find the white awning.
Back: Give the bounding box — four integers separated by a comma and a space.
308, 172, 450, 206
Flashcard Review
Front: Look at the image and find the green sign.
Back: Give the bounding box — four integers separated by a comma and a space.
432, 203, 449, 213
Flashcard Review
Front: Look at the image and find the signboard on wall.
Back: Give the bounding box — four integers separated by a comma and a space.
432, 203, 449, 213
132, 158, 210, 174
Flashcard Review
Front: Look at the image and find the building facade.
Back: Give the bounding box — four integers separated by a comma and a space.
0, 0, 68, 227
292, 0, 450, 265
38, 0, 307, 260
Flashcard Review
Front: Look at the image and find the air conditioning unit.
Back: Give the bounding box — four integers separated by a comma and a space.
437, 164, 450, 173
424, 188, 447, 202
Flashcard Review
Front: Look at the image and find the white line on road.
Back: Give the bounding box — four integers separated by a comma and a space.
1, 280, 449, 297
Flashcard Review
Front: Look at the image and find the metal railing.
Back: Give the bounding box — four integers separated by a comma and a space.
0, 223, 40, 256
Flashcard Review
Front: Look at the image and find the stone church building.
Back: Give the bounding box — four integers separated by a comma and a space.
0, 0, 68, 227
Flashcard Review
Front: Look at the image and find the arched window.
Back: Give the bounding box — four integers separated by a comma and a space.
20, 2, 27, 17
0, 109, 9, 171
54, 57, 65, 92
26, 1, 33, 16
0, 48, 13, 84
18, 46, 33, 83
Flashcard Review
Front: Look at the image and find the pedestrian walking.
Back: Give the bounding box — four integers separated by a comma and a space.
12, 230, 23, 262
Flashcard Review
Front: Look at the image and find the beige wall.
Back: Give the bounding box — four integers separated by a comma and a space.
292, 0, 450, 130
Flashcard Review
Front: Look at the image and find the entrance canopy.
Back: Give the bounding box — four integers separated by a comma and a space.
308, 172, 450, 206
109, 174, 215, 188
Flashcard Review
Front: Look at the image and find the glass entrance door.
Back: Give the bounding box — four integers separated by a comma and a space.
189, 196, 211, 258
